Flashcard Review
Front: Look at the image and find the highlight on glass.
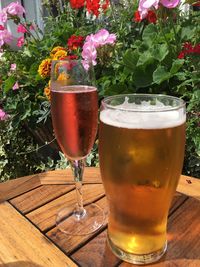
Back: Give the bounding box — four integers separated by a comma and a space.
50, 60, 105, 235
99, 94, 186, 264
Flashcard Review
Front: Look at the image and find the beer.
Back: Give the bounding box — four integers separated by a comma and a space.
99, 95, 186, 264
51, 85, 98, 160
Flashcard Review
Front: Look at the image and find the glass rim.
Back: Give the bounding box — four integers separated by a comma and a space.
101, 94, 186, 113
50, 85, 97, 92
51, 59, 82, 63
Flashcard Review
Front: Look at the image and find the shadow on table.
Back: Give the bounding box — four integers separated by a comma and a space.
0, 262, 43, 267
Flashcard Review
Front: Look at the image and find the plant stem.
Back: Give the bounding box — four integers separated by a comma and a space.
170, 12, 180, 54
21, 22, 39, 42
109, 0, 118, 25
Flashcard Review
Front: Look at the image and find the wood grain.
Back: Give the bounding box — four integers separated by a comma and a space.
39, 168, 102, 185
27, 184, 105, 231
0, 174, 41, 203
177, 175, 200, 200
120, 197, 200, 267
169, 192, 188, 215
71, 230, 121, 267
0, 201, 76, 267
10, 184, 75, 214
46, 197, 108, 255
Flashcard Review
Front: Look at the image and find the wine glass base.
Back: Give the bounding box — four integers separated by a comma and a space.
56, 203, 105, 235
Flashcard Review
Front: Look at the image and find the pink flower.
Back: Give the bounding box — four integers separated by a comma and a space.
13, 81, 19, 90
85, 29, 116, 48
10, 63, 16, 71
82, 40, 97, 70
6, 1, 25, 16
17, 36, 24, 47
0, 25, 5, 30
0, 108, 7, 121
160, 0, 180, 8
93, 29, 116, 47
17, 24, 27, 33
29, 24, 35, 31
138, 0, 159, 18
82, 29, 116, 70
0, 29, 13, 47
0, 8, 8, 24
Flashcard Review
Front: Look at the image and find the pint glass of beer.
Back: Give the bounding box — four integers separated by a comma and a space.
99, 94, 186, 264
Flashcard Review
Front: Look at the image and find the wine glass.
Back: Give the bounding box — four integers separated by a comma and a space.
50, 60, 105, 235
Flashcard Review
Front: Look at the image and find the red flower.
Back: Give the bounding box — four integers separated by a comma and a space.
178, 51, 185, 59
70, 0, 85, 9
59, 55, 78, 60
102, 0, 109, 11
68, 55, 78, 60
67, 35, 84, 50
193, 44, 200, 53
178, 42, 200, 59
183, 42, 193, 53
146, 10, 157, 24
134, 11, 142, 22
86, 0, 100, 17
0, 25, 5, 30
193, 0, 200, 6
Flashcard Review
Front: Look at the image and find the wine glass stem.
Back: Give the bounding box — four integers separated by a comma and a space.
70, 159, 86, 220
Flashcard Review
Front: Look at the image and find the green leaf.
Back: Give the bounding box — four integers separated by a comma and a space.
150, 44, 169, 62
175, 72, 187, 81
170, 59, 184, 75
29, 62, 40, 75
104, 83, 128, 96
153, 66, 170, 84
142, 24, 157, 45
181, 26, 195, 41
194, 133, 200, 157
23, 47, 32, 57
3, 76, 16, 93
123, 50, 139, 71
133, 65, 155, 88
137, 51, 155, 67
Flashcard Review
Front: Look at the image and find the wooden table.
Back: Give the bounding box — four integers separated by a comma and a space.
0, 168, 200, 267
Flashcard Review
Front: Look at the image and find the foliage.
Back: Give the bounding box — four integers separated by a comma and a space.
0, 0, 200, 180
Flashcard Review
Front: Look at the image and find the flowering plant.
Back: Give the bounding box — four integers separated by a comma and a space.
0, 0, 200, 180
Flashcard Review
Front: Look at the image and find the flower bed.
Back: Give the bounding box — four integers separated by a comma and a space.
0, 0, 199, 180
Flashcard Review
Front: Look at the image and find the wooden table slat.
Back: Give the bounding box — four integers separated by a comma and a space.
39, 168, 102, 185
169, 192, 188, 215
0, 201, 76, 267
26, 184, 105, 232
71, 230, 121, 267
177, 175, 200, 201
0, 174, 41, 202
10, 184, 75, 214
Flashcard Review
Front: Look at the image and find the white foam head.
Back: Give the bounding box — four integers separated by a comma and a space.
100, 97, 186, 129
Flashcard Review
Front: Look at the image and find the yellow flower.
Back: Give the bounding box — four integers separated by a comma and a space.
57, 72, 70, 81
53, 50, 68, 60
38, 58, 52, 78
44, 86, 51, 101
50, 46, 66, 58
57, 72, 73, 85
